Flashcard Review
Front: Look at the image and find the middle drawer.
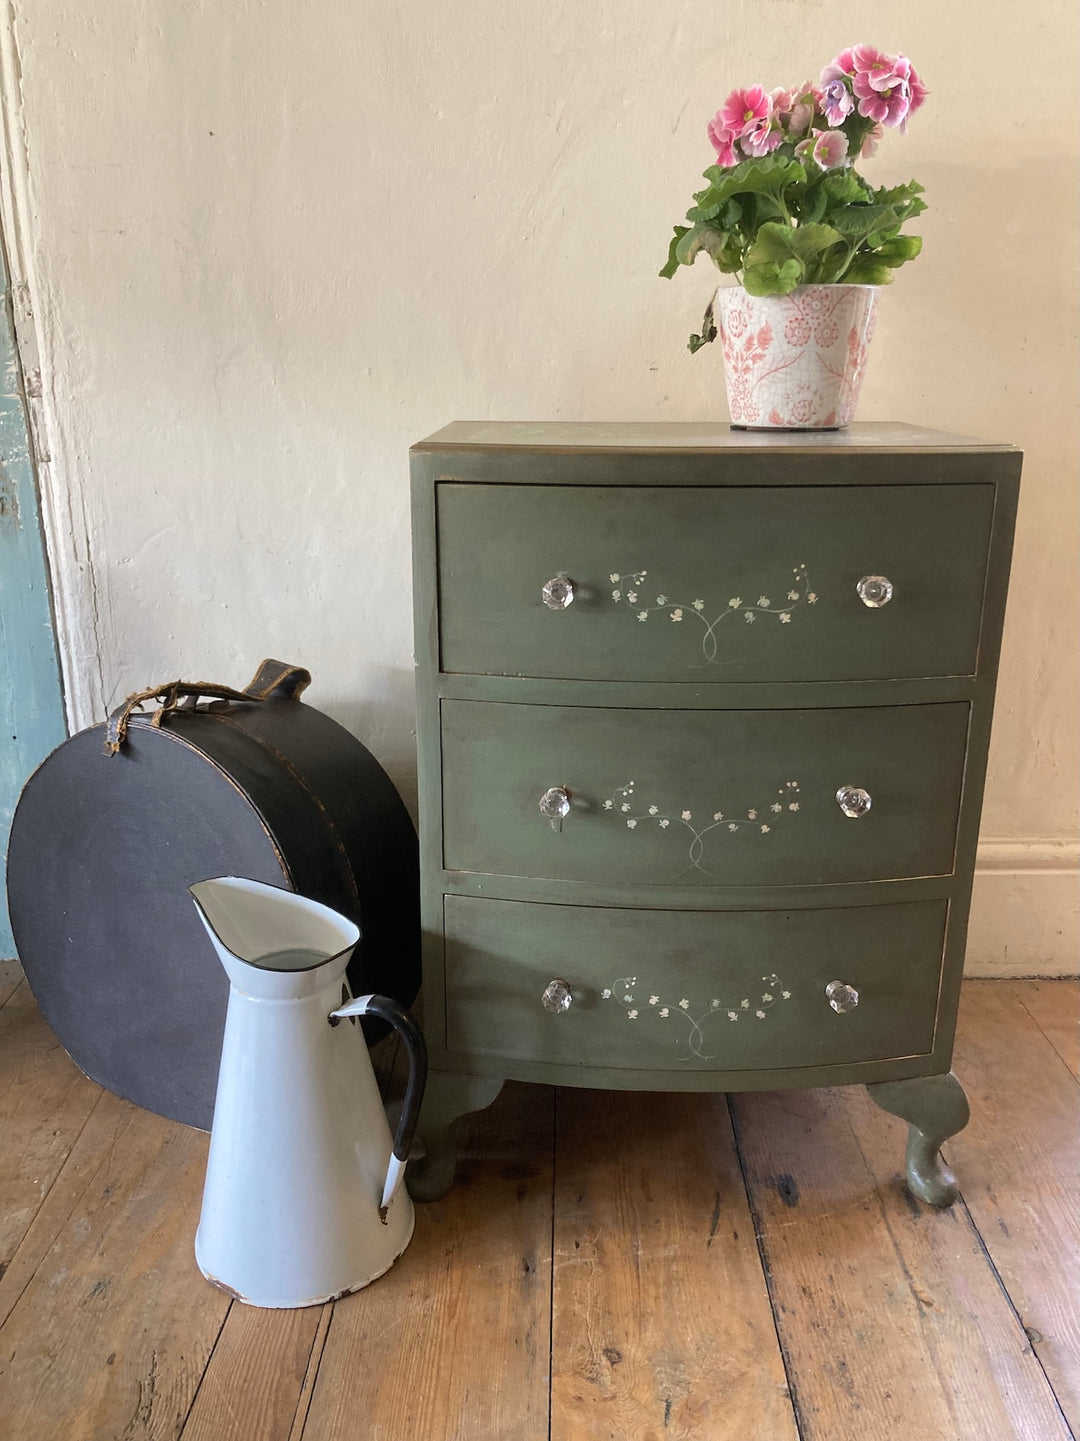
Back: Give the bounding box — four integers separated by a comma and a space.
441, 700, 969, 887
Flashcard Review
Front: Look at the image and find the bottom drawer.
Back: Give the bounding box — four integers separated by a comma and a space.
443, 895, 947, 1073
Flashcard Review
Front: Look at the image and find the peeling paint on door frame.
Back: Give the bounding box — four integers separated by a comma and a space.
0, 5, 105, 731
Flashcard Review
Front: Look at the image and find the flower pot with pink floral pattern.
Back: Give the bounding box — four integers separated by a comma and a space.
662, 43, 926, 430
714, 282, 878, 430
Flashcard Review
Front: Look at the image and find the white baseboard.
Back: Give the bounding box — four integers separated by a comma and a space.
965, 840, 1080, 977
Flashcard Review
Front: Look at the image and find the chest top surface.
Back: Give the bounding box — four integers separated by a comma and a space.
412, 420, 1016, 455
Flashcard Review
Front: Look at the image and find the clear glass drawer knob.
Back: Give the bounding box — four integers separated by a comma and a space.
857, 575, 894, 608
542, 978, 573, 1014
541, 573, 576, 610
836, 784, 872, 819
539, 786, 572, 832
826, 980, 860, 1013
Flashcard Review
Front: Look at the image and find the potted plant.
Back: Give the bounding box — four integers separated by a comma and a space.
661, 45, 927, 429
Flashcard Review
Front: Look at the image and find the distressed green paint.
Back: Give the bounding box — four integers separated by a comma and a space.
441, 699, 969, 887
443, 894, 947, 1073
436, 482, 995, 683
867, 1070, 970, 1206
409, 424, 1022, 1200
0, 244, 66, 957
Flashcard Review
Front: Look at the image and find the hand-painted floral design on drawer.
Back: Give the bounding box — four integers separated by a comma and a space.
607, 566, 817, 665
601, 972, 792, 1060
603, 780, 801, 877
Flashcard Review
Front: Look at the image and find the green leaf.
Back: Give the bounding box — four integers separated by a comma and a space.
828, 203, 897, 237
688, 297, 718, 352
744, 220, 843, 268
692, 155, 806, 226
743, 220, 845, 296
729, 155, 805, 213
661, 222, 742, 276
871, 179, 925, 206
660, 226, 689, 279
873, 234, 923, 267
665, 159, 925, 292
822, 169, 867, 205
742, 257, 803, 297
675, 226, 712, 265
867, 181, 927, 225
744, 220, 848, 290
863, 230, 898, 251
713, 233, 744, 272
842, 257, 897, 285
799, 184, 829, 226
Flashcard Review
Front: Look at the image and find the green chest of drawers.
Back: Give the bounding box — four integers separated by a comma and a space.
408, 421, 1021, 1206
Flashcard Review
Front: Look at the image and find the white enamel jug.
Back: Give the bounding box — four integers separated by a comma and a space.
189, 876, 426, 1308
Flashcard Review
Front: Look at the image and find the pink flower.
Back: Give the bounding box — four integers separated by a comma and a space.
906, 62, 928, 119
811, 129, 849, 169
860, 121, 884, 158
740, 114, 783, 157
850, 45, 921, 127
720, 85, 771, 137
853, 68, 910, 127
851, 44, 908, 92
823, 48, 856, 77
707, 112, 738, 167
818, 68, 854, 126
789, 82, 821, 135
795, 129, 849, 170
770, 87, 795, 117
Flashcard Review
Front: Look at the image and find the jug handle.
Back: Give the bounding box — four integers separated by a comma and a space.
329, 995, 428, 1222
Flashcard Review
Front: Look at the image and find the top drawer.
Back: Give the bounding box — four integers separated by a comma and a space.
436, 483, 995, 683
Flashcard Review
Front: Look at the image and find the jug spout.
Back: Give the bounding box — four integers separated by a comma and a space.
190, 877, 359, 982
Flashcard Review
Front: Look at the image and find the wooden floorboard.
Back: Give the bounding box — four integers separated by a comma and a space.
0, 976, 102, 1285
731, 1081, 1071, 1441
1008, 978, 1080, 1083
300, 1080, 555, 1441
0, 1092, 226, 1441
948, 980, 1080, 1433
0, 959, 24, 1008
550, 1088, 798, 1441
0, 979, 1075, 1440
179, 1301, 331, 1441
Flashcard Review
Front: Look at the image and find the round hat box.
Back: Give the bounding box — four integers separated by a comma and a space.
5, 661, 420, 1131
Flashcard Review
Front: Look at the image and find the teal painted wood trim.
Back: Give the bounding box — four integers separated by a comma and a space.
0, 244, 65, 957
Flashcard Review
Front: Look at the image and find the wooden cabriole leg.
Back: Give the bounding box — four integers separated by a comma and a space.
405, 1070, 505, 1202
866, 1071, 970, 1208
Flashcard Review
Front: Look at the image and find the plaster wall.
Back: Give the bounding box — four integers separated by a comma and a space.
2, 0, 1077, 971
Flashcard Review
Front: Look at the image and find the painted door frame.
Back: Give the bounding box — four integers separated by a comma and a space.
0, 231, 66, 954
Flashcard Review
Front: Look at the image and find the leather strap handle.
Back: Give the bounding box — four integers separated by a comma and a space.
241, 659, 312, 702
104, 659, 312, 755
